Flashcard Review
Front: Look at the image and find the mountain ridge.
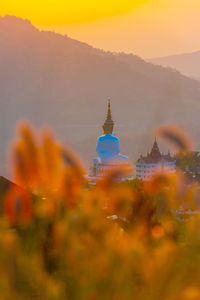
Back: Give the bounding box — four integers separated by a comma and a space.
148, 50, 200, 80
0, 15, 200, 174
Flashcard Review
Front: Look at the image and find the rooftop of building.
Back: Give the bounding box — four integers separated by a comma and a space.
137, 139, 175, 164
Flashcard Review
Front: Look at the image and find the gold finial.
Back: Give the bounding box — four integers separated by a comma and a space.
102, 99, 114, 134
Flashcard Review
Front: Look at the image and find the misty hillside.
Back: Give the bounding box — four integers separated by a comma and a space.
0, 15, 200, 174
148, 51, 200, 80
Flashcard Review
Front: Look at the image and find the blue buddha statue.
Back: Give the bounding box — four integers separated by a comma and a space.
96, 100, 128, 164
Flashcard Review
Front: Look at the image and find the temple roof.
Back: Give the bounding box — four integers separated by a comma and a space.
137, 139, 174, 164
149, 138, 162, 160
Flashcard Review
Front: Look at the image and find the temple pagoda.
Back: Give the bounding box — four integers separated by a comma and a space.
135, 138, 176, 180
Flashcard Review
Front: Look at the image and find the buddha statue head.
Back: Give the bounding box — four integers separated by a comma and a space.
96, 99, 128, 164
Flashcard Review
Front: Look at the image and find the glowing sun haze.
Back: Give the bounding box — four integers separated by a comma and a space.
1, 0, 147, 25
2, 0, 200, 57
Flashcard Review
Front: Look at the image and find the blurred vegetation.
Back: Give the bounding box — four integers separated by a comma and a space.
1, 124, 200, 300
175, 151, 200, 181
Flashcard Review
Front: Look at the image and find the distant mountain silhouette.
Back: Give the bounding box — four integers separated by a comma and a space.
0, 15, 200, 174
148, 51, 200, 80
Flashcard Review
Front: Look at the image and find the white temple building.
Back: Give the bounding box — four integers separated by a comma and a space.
89, 100, 129, 180
135, 139, 176, 181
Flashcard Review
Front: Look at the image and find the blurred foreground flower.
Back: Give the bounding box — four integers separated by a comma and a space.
156, 125, 193, 153
0, 123, 199, 300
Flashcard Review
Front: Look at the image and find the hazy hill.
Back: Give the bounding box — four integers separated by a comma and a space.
148, 51, 200, 80
0, 15, 200, 174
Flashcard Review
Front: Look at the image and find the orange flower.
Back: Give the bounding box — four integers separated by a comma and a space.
4, 187, 32, 226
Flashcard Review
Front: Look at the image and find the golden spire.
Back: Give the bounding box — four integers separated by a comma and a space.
102, 99, 114, 134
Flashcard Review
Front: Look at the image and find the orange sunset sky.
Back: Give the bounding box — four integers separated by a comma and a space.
1, 0, 200, 57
